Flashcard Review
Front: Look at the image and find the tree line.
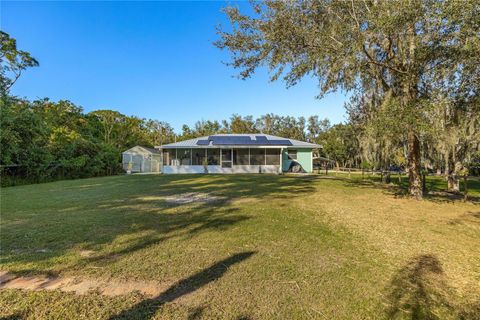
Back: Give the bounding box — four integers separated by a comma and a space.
0, 90, 342, 185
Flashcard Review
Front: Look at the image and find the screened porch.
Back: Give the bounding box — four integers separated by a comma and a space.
161, 147, 282, 174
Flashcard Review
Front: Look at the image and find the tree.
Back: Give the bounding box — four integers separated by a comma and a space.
319, 123, 359, 168
255, 113, 279, 134
428, 94, 480, 192
88, 110, 123, 146
195, 119, 223, 136
307, 116, 330, 142
216, 0, 480, 199
225, 114, 257, 133
0, 31, 39, 94
145, 119, 175, 146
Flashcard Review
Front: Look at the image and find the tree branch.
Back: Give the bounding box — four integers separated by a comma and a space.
350, 0, 360, 29
4, 70, 21, 91
362, 44, 407, 75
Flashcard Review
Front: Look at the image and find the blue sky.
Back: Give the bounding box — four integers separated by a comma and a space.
2, 1, 348, 132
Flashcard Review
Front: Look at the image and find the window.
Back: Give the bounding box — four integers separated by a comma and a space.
177, 149, 191, 165
162, 149, 177, 165
250, 148, 265, 165
266, 148, 281, 165
207, 149, 220, 165
221, 149, 232, 168
287, 149, 297, 160
192, 149, 206, 165
233, 148, 249, 165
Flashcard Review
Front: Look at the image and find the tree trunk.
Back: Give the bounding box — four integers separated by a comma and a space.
403, 24, 423, 199
382, 171, 391, 184
446, 153, 460, 193
407, 130, 423, 199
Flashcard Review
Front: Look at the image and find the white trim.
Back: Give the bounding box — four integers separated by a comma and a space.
163, 165, 280, 174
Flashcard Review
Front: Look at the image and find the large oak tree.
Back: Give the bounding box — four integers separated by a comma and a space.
216, 0, 479, 199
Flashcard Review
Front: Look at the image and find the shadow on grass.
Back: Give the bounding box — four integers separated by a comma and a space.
385, 254, 480, 320
448, 211, 480, 226
333, 174, 480, 204
0, 315, 22, 320
108, 251, 256, 320
187, 306, 205, 320
1, 174, 314, 275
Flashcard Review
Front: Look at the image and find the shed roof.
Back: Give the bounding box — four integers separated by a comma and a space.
156, 134, 322, 149
123, 146, 161, 154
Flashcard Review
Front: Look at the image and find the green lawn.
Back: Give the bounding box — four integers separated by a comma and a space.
1, 174, 479, 319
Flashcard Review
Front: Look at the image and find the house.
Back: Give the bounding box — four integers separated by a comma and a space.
122, 146, 162, 173
156, 134, 321, 174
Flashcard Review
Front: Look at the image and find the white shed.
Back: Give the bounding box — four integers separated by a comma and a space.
122, 146, 161, 173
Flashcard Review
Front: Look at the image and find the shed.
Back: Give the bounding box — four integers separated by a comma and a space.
122, 146, 161, 173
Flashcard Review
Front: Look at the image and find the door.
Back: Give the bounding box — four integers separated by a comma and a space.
132, 155, 142, 172
221, 149, 232, 168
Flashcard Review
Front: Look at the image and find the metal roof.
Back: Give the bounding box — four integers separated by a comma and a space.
123, 146, 161, 154
156, 134, 322, 149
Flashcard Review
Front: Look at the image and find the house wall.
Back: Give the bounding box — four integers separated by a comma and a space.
282, 148, 313, 173
163, 165, 280, 174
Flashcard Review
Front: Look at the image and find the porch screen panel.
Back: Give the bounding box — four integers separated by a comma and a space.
221, 149, 233, 168
163, 149, 177, 165
192, 149, 206, 165
250, 148, 265, 165
233, 148, 249, 165
266, 148, 281, 165
177, 149, 191, 165
207, 149, 220, 165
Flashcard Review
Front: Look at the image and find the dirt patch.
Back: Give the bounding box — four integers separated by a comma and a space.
80, 250, 95, 257
0, 271, 168, 297
163, 192, 225, 204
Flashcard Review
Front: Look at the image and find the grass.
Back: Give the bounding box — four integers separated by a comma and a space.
1, 174, 479, 319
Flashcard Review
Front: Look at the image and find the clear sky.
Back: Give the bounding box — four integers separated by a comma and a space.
2, 1, 348, 132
